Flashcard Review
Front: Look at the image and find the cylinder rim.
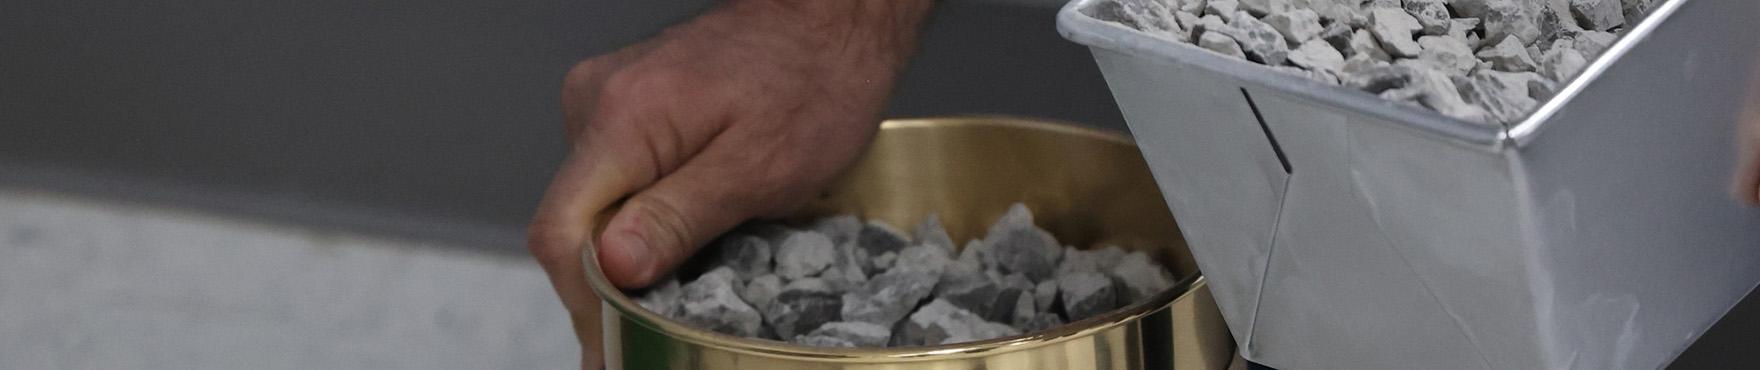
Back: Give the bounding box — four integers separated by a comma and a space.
579, 116, 1203, 363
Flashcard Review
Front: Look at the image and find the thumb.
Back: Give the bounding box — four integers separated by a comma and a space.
596, 143, 775, 289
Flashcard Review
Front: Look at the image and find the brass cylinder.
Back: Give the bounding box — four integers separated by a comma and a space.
582, 117, 1235, 370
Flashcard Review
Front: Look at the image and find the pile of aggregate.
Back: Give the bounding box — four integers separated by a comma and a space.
629, 203, 1178, 347
1090, 0, 1661, 125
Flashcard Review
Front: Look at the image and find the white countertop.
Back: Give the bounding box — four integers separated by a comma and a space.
0, 188, 575, 369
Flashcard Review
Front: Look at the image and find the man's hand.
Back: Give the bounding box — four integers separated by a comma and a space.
1736, 64, 1760, 206
527, 1, 932, 368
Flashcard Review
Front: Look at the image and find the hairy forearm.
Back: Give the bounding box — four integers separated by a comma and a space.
721, 0, 936, 66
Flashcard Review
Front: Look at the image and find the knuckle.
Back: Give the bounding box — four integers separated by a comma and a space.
599, 65, 688, 108
592, 69, 648, 118
601, 69, 658, 102
562, 60, 613, 133
524, 218, 578, 267
563, 59, 607, 88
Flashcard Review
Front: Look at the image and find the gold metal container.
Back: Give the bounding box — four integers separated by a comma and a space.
581, 117, 1235, 370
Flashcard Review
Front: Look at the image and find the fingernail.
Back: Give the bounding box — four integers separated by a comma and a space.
606, 229, 654, 279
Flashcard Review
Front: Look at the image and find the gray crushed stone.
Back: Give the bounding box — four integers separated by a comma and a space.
630, 203, 1178, 347
1094, 0, 1661, 125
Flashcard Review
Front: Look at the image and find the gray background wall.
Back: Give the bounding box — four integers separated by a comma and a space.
0, 0, 1748, 367
0, 0, 1123, 249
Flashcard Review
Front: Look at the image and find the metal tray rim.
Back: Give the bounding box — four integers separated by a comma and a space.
1506, 0, 1684, 146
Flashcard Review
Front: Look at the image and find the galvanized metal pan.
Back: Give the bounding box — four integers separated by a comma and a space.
1059, 0, 1760, 369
